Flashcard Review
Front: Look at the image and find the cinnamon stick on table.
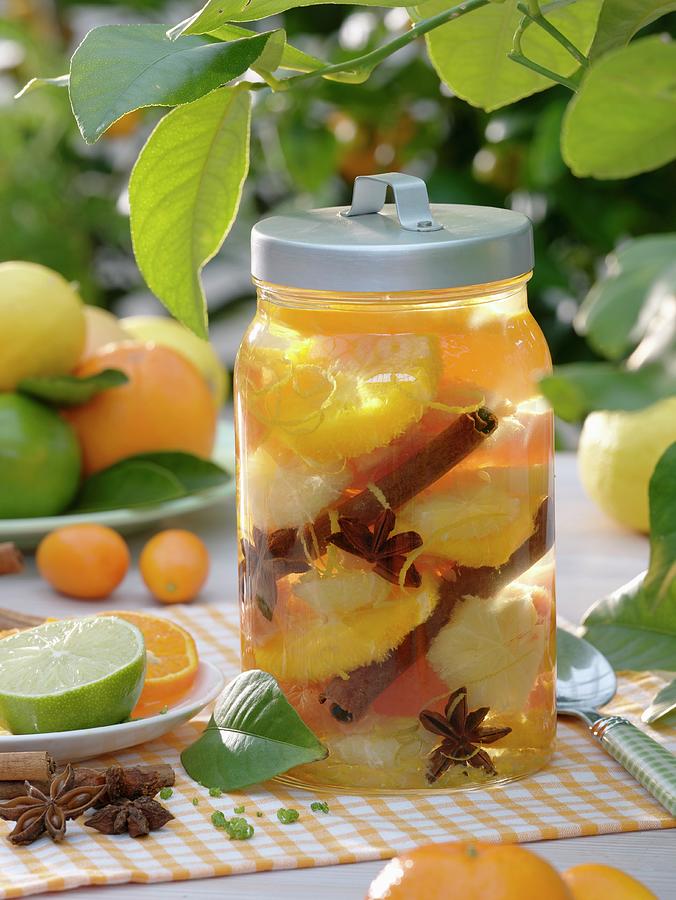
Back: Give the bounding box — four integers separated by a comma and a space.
0, 752, 55, 783
0, 763, 175, 803
321, 498, 553, 723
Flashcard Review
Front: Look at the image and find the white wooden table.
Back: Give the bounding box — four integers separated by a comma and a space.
2, 453, 675, 898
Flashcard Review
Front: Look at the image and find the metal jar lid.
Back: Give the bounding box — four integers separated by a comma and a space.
251, 172, 534, 293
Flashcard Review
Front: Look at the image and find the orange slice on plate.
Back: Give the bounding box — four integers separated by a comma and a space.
100, 611, 199, 717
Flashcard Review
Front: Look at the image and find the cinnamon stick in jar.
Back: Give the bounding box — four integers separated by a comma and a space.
0, 752, 55, 783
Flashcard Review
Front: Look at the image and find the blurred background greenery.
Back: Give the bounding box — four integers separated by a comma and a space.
2, 0, 675, 373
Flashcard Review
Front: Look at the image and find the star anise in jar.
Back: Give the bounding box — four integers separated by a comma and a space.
85, 797, 174, 838
0, 765, 106, 845
240, 526, 309, 620
420, 687, 512, 783
328, 508, 423, 588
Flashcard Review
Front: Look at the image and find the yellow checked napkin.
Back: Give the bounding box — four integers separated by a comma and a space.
0, 603, 674, 898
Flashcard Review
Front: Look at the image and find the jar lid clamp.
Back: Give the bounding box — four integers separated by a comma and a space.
251, 172, 534, 293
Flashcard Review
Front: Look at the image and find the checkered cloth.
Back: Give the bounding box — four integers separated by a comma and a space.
0, 603, 674, 898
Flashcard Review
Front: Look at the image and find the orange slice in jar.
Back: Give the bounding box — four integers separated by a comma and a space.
99, 610, 198, 717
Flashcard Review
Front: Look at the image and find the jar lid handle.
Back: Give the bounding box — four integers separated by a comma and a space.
342, 172, 444, 233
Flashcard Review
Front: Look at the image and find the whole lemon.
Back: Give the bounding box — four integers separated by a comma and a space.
120, 315, 228, 405
0, 262, 86, 391
0, 394, 81, 518
80, 306, 127, 360
577, 396, 676, 533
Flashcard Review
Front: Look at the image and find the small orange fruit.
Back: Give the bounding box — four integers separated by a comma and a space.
366, 841, 572, 900
139, 530, 209, 604
563, 864, 657, 900
36, 524, 129, 600
63, 341, 217, 475
100, 610, 199, 716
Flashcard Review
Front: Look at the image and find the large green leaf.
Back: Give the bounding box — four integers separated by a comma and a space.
230, 0, 405, 23
589, 0, 676, 60
181, 670, 328, 790
539, 362, 675, 422
411, 0, 603, 112
17, 369, 128, 406
129, 86, 251, 337
575, 234, 676, 361
69, 25, 268, 143
562, 37, 676, 179
582, 442, 676, 671
167, 0, 249, 39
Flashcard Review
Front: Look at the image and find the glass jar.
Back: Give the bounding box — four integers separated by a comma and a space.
235, 174, 555, 792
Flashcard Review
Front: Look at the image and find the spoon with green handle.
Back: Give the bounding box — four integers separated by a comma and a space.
556, 627, 676, 817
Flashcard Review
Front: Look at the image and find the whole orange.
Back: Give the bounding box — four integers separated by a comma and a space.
366, 841, 572, 900
36, 524, 130, 600
563, 864, 657, 899
139, 530, 210, 604
63, 341, 217, 475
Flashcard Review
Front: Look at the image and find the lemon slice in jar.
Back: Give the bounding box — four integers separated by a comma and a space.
243, 333, 440, 464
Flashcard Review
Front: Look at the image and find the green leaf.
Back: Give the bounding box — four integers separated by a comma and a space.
129, 86, 251, 338
15, 74, 69, 99
575, 234, 676, 360
642, 678, 676, 725
411, 0, 603, 111
582, 442, 676, 671
124, 451, 231, 492
562, 37, 676, 179
181, 670, 328, 790
539, 362, 675, 422
589, 0, 676, 61
73, 461, 186, 512
230, 0, 405, 23
17, 370, 128, 406
69, 24, 269, 143
167, 0, 249, 39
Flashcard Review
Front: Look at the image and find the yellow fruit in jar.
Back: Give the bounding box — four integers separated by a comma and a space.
0, 261, 85, 391
241, 332, 440, 463
427, 583, 547, 712
398, 466, 547, 568
577, 397, 676, 534
255, 577, 438, 681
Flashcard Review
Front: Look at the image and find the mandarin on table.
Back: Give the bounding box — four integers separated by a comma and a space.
563, 864, 657, 900
366, 841, 572, 900
139, 530, 210, 604
36, 524, 129, 600
100, 611, 199, 717
63, 341, 217, 475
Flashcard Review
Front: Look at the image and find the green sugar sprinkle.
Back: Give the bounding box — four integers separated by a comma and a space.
233, 804, 245, 814
159, 705, 169, 715
256, 812, 263, 818
211, 811, 227, 828
191, 797, 199, 806
277, 808, 300, 825
209, 787, 223, 798
310, 801, 329, 814
159, 788, 173, 801
212, 811, 254, 840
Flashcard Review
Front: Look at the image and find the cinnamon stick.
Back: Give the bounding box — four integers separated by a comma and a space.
0, 544, 23, 576
0, 763, 175, 803
0, 609, 45, 632
321, 497, 552, 723
0, 752, 55, 782
302, 407, 498, 559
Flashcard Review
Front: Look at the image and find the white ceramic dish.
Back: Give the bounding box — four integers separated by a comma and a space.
0, 421, 235, 550
0, 659, 224, 763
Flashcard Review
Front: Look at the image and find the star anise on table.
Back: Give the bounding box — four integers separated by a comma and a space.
240, 526, 309, 620
0, 765, 106, 845
85, 797, 174, 838
419, 687, 512, 784
328, 508, 423, 588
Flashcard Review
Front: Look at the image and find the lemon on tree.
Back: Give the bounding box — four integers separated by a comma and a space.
0, 394, 81, 518
120, 315, 228, 404
80, 306, 127, 360
0, 616, 146, 734
0, 261, 85, 391
577, 396, 676, 533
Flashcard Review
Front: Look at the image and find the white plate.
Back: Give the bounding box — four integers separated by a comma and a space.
0, 660, 224, 763
1, 421, 236, 550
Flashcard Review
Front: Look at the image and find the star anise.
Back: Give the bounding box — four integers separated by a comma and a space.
328, 508, 423, 587
240, 526, 309, 620
420, 687, 512, 783
0, 765, 106, 845
85, 797, 174, 838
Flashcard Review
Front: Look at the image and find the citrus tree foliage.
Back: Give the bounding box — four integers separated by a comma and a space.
21, 0, 676, 335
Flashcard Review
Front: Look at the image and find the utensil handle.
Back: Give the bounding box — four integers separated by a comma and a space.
592, 716, 676, 817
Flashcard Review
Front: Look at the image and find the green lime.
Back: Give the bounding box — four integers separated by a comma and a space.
0, 393, 81, 518
0, 616, 146, 734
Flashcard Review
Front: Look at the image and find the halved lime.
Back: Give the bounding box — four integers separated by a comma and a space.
0, 616, 146, 734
